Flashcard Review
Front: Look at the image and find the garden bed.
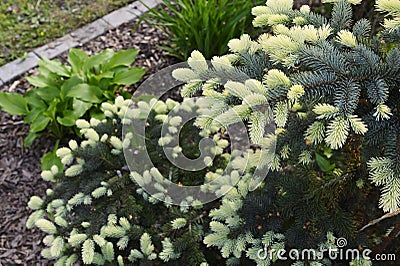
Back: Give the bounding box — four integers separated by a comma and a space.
0, 18, 175, 265
0, 0, 136, 66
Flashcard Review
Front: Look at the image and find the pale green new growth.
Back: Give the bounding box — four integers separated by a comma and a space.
82, 239, 95, 264
171, 218, 187, 229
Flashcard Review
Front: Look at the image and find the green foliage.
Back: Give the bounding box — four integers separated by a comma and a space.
142, 0, 263, 60
0, 92, 27, 115
315, 151, 336, 173
0, 48, 145, 147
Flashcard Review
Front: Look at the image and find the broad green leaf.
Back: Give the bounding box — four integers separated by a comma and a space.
68, 49, 88, 74
25, 91, 47, 109
315, 153, 336, 173
66, 84, 103, 103
107, 49, 139, 69
24, 108, 43, 124
24, 132, 40, 147
103, 91, 115, 100
35, 87, 61, 103
57, 113, 77, 127
72, 99, 92, 118
98, 78, 112, 91
0, 92, 28, 115
113, 68, 146, 85
26, 75, 57, 88
43, 99, 60, 120
87, 75, 100, 87
41, 150, 63, 171
108, 65, 129, 73
99, 79, 113, 94
60, 75, 83, 100
40, 57, 71, 77
96, 71, 115, 80
83, 49, 114, 73
30, 115, 51, 133
90, 110, 105, 120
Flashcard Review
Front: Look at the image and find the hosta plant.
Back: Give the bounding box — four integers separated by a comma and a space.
0, 48, 145, 147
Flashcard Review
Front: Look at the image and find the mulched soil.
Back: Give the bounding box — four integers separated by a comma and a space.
0, 18, 176, 265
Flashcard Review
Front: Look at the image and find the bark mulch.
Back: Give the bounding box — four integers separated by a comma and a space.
0, 19, 176, 265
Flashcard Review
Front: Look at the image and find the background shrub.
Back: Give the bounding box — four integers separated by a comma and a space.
143, 0, 263, 61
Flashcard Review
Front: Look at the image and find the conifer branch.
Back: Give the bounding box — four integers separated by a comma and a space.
359, 208, 400, 231
309, 172, 354, 199
320, 172, 353, 189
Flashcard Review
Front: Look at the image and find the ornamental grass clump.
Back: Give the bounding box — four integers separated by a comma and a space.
143, 0, 263, 60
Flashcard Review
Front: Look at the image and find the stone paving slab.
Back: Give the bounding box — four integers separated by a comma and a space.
102, 7, 138, 28
69, 18, 111, 45
127, 0, 160, 16
102, 0, 160, 28
0, 52, 40, 83
0, 0, 160, 85
34, 34, 79, 60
